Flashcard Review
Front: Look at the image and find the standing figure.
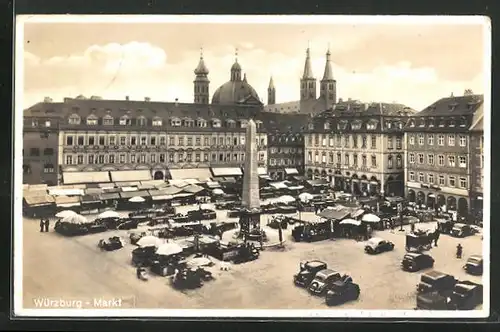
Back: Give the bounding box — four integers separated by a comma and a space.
39, 218, 45, 232
410, 222, 415, 233
434, 229, 440, 246
456, 243, 463, 259
44, 218, 50, 232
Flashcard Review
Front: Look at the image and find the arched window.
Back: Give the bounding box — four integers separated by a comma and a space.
119, 115, 131, 126
86, 114, 98, 125
68, 113, 81, 125
396, 154, 403, 168
137, 116, 147, 126
388, 155, 394, 168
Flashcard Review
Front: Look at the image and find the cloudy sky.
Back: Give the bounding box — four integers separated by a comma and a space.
20, 17, 488, 110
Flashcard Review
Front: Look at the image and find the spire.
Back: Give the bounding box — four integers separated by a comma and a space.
243, 73, 247, 83
321, 46, 334, 81
302, 47, 314, 79
230, 48, 242, 81
194, 47, 209, 75
268, 76, 275, 90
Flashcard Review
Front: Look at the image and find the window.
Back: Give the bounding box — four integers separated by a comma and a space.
68, 114, 81, 125
409, 153, 415, 163
396, 154, 402, 168
322, 153, 327, 163
178, 137, 184, 146
43, 148, 54, 156
427, 154, 434, 165
120, 154, 125, 163
109, 155, 115, 164
86, 115, 98, 125
65, 155, 73, 165
437, 135, 444, 146
438, 155, 445, 166
169, 154, 175, 163
43, 163, 54, 173
140, 154, 146, 163
98, 155, 105, 164
140, 137, 147, 145
459, 156, 467, 168
371, 155, 377, 167
151, 137, 156, 146
103, 115, 114, 125
151, 154, 156, 163
31, 120, 39, 127
137, 117, 147, 126
459, 135, 467, 147
30, 148, 40, 156
336, 134, 341, 146
352, 135, 357, 148
75, 155, 83, 164
396, 137, 402, 149
131, 155, 136, 163
99, 136, 105, 145
337, 153, 341, 164
314, 135, 319, 145
344, 135, 349, 148
449, 176, 456, 187
88, 155, 94, 164
152, 118, 162, 126
322, 136, 326, 146
362, 135, 367, 148
314, 153, 319, 163
438, 175, 445, 186
409, 136, 415, 145
362, 155, 367, 166
418, 134, 424, 145
344, 154, 349, 165
427, 135, 434, 145
329, 152, 334, 163
353, 154, 358, 166
45, 120, 51, 127
371, 135, 376, 149
120, 136, 126, 145
418, 153, 424, 164
388, 155, 393, 168
409, 171, 415, 182
119, 116, 131, 126
196, 137, 201, 146
109, 136, 116, 145
187, 137, 193, 146
308, 152, 312, 162
418, 173, 424, 183
159, 153, 165, 163
130, 137, 137, 145
204, 153, 209, 162
88, 136, 95, 145
170, 136, 176, 146
66, 135, 74, 146
427, 173, 434, 184
448, 155, 456, 167
388, 136, 393, 149
459, 177, 467, 189
77, 136, 84, 145
448, 135, 455, 146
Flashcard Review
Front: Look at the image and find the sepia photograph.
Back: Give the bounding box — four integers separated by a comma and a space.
14, 15, 490, 318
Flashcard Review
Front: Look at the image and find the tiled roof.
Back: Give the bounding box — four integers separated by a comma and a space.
414, 94, 483, 117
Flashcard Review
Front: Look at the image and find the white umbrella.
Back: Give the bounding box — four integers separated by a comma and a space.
340, 218, 361, 226
199, 203, 212, 210
137, 235, 163, 248
278, 195, 295, 204
97, 210, 120, 219
61, 214, 89, 224
129, 196, 145, 203
186, 257, 213, 268
298, 192, 314, 202
362, 213, 381, 223
212, 188, 224, 195
156, 242, 183, 256
55, 210, 78, 218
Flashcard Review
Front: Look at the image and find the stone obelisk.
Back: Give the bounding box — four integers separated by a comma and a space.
240, 119, 261, 236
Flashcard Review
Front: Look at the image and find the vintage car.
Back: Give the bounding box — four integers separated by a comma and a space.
233, 243, 260, 264
293, 260, 328, 287
405, 232, 433, 252
116, 219, 140, 230
416, 270, 458, 296
307, 269, 345, 295
187, 209, 217, 221
463, 255, 483, 275
172, 267, 212, 289
97, 236, 123, 251
292, 222, 331, 242
268, 216, 288, 230
364, 237, 395, 254
436, 219, 454, 234
131, 246, 157, 267
401, 253, 435, 272
54, 221, 89, 236
451, 223, 476, 238
325, 280, 361, 306
449, 281, 483, 310
170, 213, 190, 223
415, 291, 453, 310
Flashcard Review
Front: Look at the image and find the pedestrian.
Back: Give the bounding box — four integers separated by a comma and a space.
44, 218, 50, 232
434, 229, 440, 246
410, 222, 415, 233
39, 218, 45, 232
390, 220, 395, 233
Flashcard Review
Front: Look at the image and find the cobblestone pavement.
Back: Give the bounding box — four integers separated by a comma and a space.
21, 205, 484, 310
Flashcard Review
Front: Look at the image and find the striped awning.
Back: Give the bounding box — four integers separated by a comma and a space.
24, 194, 55, 207
211, 167, 242, 177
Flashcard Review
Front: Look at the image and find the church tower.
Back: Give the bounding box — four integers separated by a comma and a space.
320, 47, 337, 107
230, 49, 242, 81
300, 47, 317, 101
193, 48, 210, 104
267, 76, 276, 105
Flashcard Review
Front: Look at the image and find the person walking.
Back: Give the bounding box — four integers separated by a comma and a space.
39, 218, 45, 232
434, 229, 440, 247
410, 222, 415, 233
44, 218, 50, 232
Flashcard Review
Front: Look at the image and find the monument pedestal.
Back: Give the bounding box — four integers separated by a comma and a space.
238, 208, 263, 241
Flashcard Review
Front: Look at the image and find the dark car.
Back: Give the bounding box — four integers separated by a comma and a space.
449, 281, 483, 310
415, 291, 453, 310
325, 280, 360, 306
463, 255, 483, 275
187, 209, 217, 221
131, 246, 157, 267
451, 223, 475, 238
401, 253, 435, 272
293, 260, 328, 287
416, 271, 458, 296
364, 237, 395, 254
308, 269, 343, 295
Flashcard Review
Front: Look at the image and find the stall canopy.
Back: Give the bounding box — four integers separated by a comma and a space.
100, 192, 121, 200
307, 179, 330, 187
206, 181, 221, 189
269, 182, 289, 190
25, 184, 48, 191
285, 168, 299, 175
110, 170, 152, 183
85, 188, 103, 195
258, 167, 267, 175
80, 195, 101, 204
62, 171, 111, 185
121, 186, 139, 192
211, 167, 242, 177
181, 184, 205, 194
169, 168, 212, 181
119, 190, 150, 199
318, 209, 350, 220
385, 196, 404, 203
48, 188, 84, 196
24, 194, 55, 207
98, 183, 115, 189
55, 196, 81, 208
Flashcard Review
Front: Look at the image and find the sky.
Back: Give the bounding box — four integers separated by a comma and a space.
20, 17, 488, 110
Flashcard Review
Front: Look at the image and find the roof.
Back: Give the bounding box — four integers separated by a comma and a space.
367, 237, 384, 245
316, 269, 339, 278
194, 54, 209, 76
322, 49, 334, 81
211, 80, 262, 106
423, 270, 449, 279
302, 48, 314, 79
415, 94, 483, 117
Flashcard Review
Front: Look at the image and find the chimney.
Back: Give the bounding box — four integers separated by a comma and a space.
125, 96, 130, 101
175, 98, 179, 106
43, 97, 53, 103
145, 97, 151, 102
450, 92, 454, 97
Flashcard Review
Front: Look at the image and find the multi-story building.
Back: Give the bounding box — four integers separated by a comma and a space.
304, 101, 415, 196
469, 105, 484, 215
404, 92, 483, 216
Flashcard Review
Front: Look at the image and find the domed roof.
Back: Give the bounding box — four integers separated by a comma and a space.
194, 58, 209, 75
231, 61, 242, 71
211, 80, 261, 105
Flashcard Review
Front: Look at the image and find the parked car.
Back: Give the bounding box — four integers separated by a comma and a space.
451, 223, 475, 238
308, 269, 344, 295
416, 271, 458, 296
97, 236, 123, 251
401, 253, 435, 272
187, 209, 217, 221
449, 281, 483, 310
463, 255, 483, 275
325, 280, 361, 306
364, 237, 395, 255
293, 260, 328, 287
131, 246, 157, 267
415, 291, 452, 310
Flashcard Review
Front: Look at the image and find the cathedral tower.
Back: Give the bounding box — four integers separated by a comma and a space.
320, 47, 337, 106
300, 47, 317, 101
267, 76, 276, 105
193, 48, 210, 104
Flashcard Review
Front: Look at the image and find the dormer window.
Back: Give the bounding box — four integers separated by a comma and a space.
409, 120, 415, 128
397, 122, 403, 129
460, 117, 467, 127
255, 120, 263, 129
386, 121, 392, 129
103, 115, 114, 125
338, 120, 348, 131
419, 118, 425, 127
428, 118, 435, 127
324, 122, 330, 130
152, 117, 163, 127
308, 123, 314, 130
196, 117, 207, 128
449, 119, 456, 127
86, 114, 98, 125
137, 116, 147, 126
366, 120, 378, 130
68, 114, 81, 125
182, 117, 194, 127
438, 118, 445, 127
226, 119, 236, 128
351, 121, 362, 130
240, 120, 248, 128
119, 115, 131, 126
212, 118, 221, 128
170, 117, 181, 127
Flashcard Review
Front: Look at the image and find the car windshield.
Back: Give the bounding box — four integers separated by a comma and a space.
421, 275, 437, 285
468, 257, 481, 264
404, 254, 416, 260
314, 274, 326, 282
454, 285, 471, 295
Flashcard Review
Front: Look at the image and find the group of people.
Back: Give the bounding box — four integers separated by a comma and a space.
39, 218, 50, 232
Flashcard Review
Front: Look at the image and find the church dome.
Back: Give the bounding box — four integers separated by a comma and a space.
211, 80, 261, 105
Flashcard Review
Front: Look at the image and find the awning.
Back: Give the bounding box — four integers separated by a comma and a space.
26, 184, 48, 191
151, 195, 174, 201
293, 176, 306, 181
370, 181, 379, 185
85, 188, 103, 195
206, 181, 221, 189
48, 188, 84, 196
57, 203, 81, 208
62, 171, 111, 185
287, 185, 304, 190
318, 209, 350, 220
285, 168, 299, 175
110, 170, 152, 182
55, 196, 80, 207
121, 186, 139, 192
350, 209, 365, 219
137, 183, 156, 190
211, 167, 242, 177
24, 194, 55, 207
114, 182, 138, 187
119, 190, 151, 199
157, 186, 183, 195
385, 196, 404, 203
23, 189, 48, 198
169, 168, 212, 181
98, 183, 115, 188
173, 193, 194, 198
102, 187, 121, 193
182, 184, 205, 194
270, 182, 288, 190
306, 179, 329, 187
258, 167, 267, 175
259, 175, 272, 180
100, 193, 121, 200
80, 195, 101, 204
169, 179, 190, 188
